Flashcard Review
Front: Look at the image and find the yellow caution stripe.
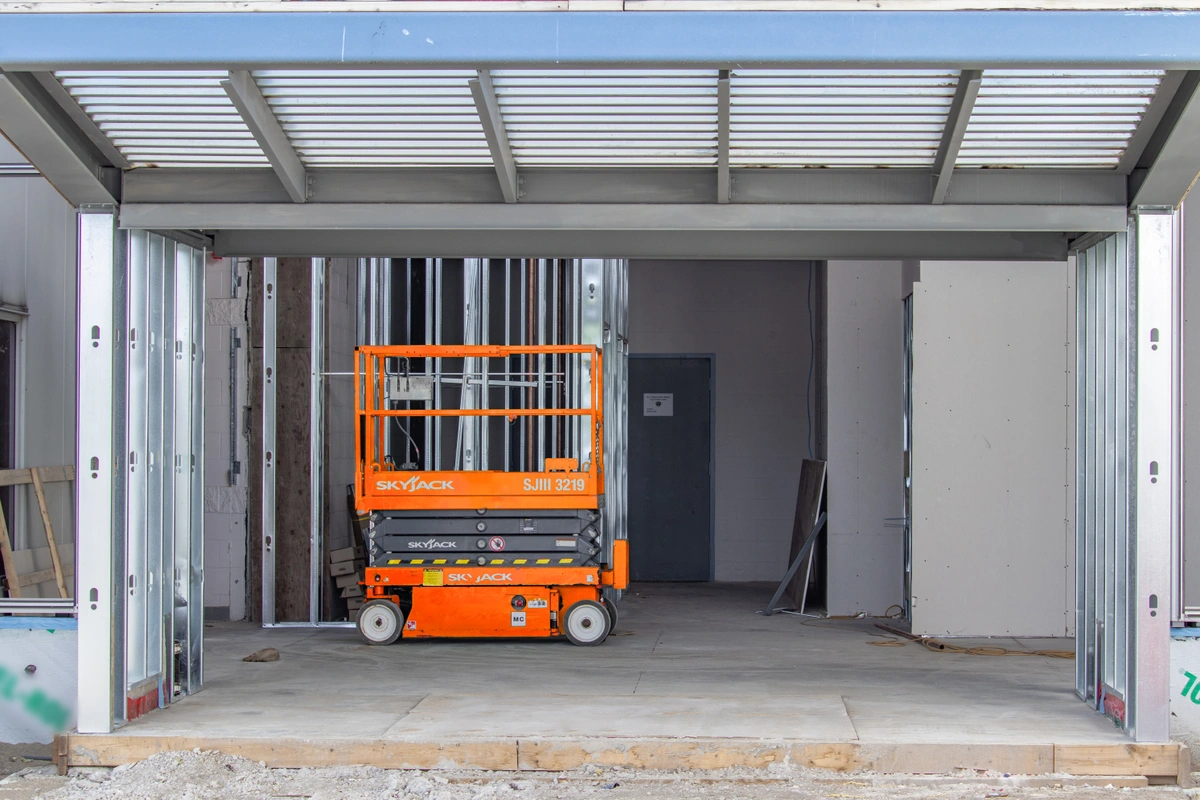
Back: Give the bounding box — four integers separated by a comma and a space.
378, 555, 586, 567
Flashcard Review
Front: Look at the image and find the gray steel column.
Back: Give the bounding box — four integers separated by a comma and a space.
1130, 210, 1177, 742
76, 208, 121, 734
261, 258, 278, 626
309, 258, 325, 625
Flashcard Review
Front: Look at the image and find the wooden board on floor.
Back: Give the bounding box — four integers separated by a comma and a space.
1054, 743, 1180, 777
57, 734, 518, 771
55, 733, 1186, 784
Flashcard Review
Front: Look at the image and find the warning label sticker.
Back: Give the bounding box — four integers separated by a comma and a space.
489, 536, 506, 552
555, 538, 575, 548
528, 598, 548, 609
422, 570, 443, 586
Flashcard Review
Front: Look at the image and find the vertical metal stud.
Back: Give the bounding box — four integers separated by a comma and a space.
170, 243, 194, 700
76, 209, 120, 734
144, 235, 165, 693
261, 258, 277, 626
1130, 209, 1176, 742
309, 258, 325, 625
188, 247, 205, 692
124, 230, 149, 691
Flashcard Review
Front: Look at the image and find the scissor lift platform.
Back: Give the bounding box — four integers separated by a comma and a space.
353, 344, 627, 646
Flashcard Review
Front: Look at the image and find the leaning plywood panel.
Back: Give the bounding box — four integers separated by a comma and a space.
910, 261, 1071, 637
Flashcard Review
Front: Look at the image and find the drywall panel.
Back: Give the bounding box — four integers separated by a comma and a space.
629, 260, 816, 582
910, 260, 1071, 637
825, 261, 906, 616
1183, 199, 1200, 619
0, 177, 76, 561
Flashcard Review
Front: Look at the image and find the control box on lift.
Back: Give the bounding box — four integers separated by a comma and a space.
353, 343, 628, 646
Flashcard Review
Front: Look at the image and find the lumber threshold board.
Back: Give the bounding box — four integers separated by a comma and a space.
54, 734, 1187, 783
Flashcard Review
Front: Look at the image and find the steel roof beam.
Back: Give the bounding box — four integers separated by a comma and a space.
931, 69, 982, 205
717, 69, 730, 204
1129, 71, 1200, 207
119, 202, 1125, 233
213, 228, 1069, 262
1117, 70, 1187, 176
0, 71, 118, 205
30, 72, 130, 170
8, 12, 1200, 70
468, 70, 518, 204
122, 166, 1125, 207
220, 70, 308, 203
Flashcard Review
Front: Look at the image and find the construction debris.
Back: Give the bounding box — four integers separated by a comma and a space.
241, 648, 280, 663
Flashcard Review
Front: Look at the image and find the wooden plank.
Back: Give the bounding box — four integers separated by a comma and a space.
785, 459, 827, 611
1055, 743, 1181, 777
0, 506, 20, 598
0, 465, 74, 487
61, 735, 518, 770
30, 467, 68, 598
16, 564, 76, 589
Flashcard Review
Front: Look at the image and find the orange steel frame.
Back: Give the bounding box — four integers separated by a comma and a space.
355, 344, 604, 512
354, 344, 626, 640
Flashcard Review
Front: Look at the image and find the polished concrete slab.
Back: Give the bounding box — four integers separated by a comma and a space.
115, 583, 1121, 746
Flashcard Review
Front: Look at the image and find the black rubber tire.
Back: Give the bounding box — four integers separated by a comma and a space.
357, 599, 404, 645
601, 598, 619, 632
562, 599, 611, 646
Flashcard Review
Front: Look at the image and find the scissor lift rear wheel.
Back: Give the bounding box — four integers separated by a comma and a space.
563, 599, 611, 646
358, 599, 403, 645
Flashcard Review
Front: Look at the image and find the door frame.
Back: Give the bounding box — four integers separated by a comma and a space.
629, 353, 717, 581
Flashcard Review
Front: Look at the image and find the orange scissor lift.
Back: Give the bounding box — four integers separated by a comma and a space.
353, 344, 628, 646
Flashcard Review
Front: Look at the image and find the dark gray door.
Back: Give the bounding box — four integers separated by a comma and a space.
628, 356, 712, 581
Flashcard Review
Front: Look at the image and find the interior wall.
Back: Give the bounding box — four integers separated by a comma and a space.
824, 261, 906, 616
910, 260, 1073, 637
628, 260, 816, 583
1183, 199, 1200, 618
0, 151, 77, 597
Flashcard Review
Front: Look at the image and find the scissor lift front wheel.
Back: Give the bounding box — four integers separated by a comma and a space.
562, 599, 611, 646
358, 598, 404, 645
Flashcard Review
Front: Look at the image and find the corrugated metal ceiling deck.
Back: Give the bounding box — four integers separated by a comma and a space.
54, 68, 1166, 171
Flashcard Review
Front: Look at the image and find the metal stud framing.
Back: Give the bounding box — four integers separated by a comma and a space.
261, 257, 277, 625
77, 217, 205, 733
1074, 211, 1177, 743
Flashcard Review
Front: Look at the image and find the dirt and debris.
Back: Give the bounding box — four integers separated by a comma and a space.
242, 648, 281, 663
0, 741, 54, 778
0, 750, 1193, 800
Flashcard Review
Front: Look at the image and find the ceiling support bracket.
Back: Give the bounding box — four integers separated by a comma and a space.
931, 69, 983, 205
469, 70, 519, 204
221, 70, 308, 204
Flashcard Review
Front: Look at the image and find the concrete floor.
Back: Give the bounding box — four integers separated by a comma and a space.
120, 583, 1123, 746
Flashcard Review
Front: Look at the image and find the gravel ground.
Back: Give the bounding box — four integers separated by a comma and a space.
0, 750, 1195, 800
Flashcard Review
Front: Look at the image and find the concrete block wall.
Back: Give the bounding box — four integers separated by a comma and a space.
202, 255, 249, 621
628, 260, 816, 583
